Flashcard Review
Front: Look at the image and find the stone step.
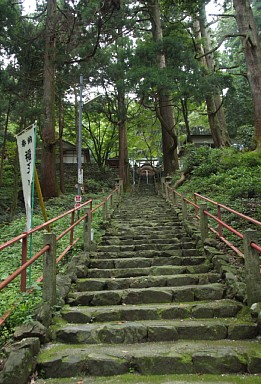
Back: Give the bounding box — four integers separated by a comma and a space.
104, 228, 185, 236
110, 224, 184, 231
93, 248, 201, 260
86, 264, 210, 278
89, 255, 206, 270
62, 300, 243, 323
93, 249, 182, 259
101, 235, 192, 243
36, 340, 261, 378
111, 215, 179, 221
33, 192, 260, 384
32, 374, 261, 384
100, 237, 185, 246
95, 243, 194, 253
55, 318, 258, 345
67, 284, 225, 306
75, 273, 221, 292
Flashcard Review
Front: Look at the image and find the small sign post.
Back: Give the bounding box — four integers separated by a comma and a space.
75, 195, 82, 210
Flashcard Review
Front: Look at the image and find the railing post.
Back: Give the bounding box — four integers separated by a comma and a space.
70, 211, 75, 245
200, 203, 208, 243
21, 236, 28, 292
165, 175, 172, 201
165, 184, 169, 201
103, 200, 108, 222
161, 177, 165, 196
43, 233, 56, 306
182, 194, 188, 220
110, 194, 113, 211
243, 230, 261, 305
119, 179, 124, 194
172, 190, 177, 206
217, 204, 222, 237
84, 208, 92, 252
194, 194, 198, 216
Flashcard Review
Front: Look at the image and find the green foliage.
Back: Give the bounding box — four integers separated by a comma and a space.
181, 144, 221, 176
0, 167, 117, 347
0, 289, 42, 349
178, 146, 261, 219
234, 125, 256, 150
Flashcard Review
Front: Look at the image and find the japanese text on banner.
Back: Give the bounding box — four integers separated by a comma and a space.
16, 124, 36, 231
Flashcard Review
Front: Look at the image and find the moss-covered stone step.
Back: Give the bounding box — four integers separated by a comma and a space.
86, 264, 210, 278
93, 249, 183, 259
104, 228, 186, 238
107, 221, 183, 229
101, 233, 191, 242
75, 273, 220, 292
36, 340, 261, 378
32, 373, 261, 384
62, 300, 243, 324
95, 243, 194, 253
55, 318, 258, 345
93, 248, 202, 260
89, 255, 206, 270
67, 284, 225, 306
100, 237, 184, 246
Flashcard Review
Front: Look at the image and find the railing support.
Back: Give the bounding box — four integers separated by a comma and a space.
43, 233, 56, 306
243, 230, 261, 305
103, 200, 108, 222
21, 236, 28, 292
165, 175, 172, 201
161, 177, 165, 196
84, 208, 92, 252
182, 194, 188, 220
200, 203, 208, 243
171, 190, 177, 206
110, 194, 113, 211
119, 179, 124, 194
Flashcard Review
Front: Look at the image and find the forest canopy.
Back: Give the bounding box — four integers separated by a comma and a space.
0, 0, 261, 199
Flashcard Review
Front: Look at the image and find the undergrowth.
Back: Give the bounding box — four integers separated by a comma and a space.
0, 189, 113, 349
176, 145, 261, 221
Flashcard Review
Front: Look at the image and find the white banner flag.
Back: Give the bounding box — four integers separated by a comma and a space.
16, 123, 36, 231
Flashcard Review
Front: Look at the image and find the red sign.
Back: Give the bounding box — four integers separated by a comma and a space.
75, 195, 82, 203
74, 203, 81, 209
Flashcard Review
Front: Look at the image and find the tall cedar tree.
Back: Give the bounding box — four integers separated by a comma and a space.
233, 0, 261, 149
41, 0, 58, 198
147, 0, 179, 174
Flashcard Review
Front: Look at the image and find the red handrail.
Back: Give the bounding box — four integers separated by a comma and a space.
0, 187, 120, 325
165, 182, 261, 257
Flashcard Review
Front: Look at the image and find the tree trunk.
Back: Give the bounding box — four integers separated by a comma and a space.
118, 87, 129, 187
41, 0, 58, 199
148, 0, 178, 175
10, 148, 19, 220
116, 17, 130, 189
233, 0, 261, 149
180, 97, 192, 143
0, 100, 11, 186
58, 94, 65, 194
197, 6, 230, 147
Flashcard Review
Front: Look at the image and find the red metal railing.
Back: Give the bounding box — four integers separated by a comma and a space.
0, 185, 121, 325
164, 182, 261, 258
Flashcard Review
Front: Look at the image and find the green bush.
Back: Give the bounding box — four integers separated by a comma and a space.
225, 166, 261, 199
182, 144, 222, 177
178, 146, 261, 217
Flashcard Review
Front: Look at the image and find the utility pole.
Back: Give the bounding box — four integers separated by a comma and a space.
77, 74, 84, 196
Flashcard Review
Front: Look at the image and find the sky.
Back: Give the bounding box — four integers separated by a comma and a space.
22, 0, 36, 14
22, 0, 221, 17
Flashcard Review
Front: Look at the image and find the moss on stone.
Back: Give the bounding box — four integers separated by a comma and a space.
35, 373, 261, 384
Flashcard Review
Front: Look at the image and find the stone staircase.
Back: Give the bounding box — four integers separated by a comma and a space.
36, 186, 260, 382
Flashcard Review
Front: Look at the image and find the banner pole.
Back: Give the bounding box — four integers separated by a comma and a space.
28, 124, 37, 288
34, 167, 50, 232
